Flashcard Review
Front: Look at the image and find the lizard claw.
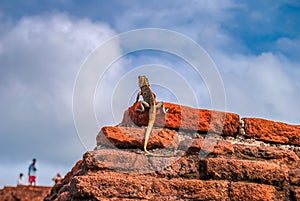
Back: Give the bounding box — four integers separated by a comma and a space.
135, 108, 143, 113
165, 107, 170, 113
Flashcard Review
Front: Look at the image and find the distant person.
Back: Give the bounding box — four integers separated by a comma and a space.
28, 158, 37, 186
52, 173, 63, 184
17, 173, 25, 186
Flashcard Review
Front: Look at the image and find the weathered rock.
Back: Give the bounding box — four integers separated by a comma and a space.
120, 102, 240, 135
68, 172, 231, 200
45, 160, 84, 201
149, 155, 199, 179
243, 118, 300, 145
233, 143, 299, 166
87, 149, 192, 177
290, 186, 300, 201
186, 138, 299, 166
97, 126, 178, 150
289, 169, 300, 186
44, 103, 300, 200
90, 149, 153, 173
57, 170, 277, 201
46, 145, 295, 200
199, 158, 288, 187
229, 182, 277, 201
0, 185, 51, 201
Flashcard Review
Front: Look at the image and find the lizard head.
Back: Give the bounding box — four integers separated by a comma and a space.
138, 75, 150, 88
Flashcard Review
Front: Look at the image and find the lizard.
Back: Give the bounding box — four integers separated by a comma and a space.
135, 75, 171, 156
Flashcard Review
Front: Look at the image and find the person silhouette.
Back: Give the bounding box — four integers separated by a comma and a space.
17, 173, 24, 185
28, 158, 37, 186
52, 173, 63, 184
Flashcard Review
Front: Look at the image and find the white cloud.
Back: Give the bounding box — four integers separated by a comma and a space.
216, 51, 300, 123
116, 0, 239, 33
275, 37, 300, 61
0, 13, 119, 186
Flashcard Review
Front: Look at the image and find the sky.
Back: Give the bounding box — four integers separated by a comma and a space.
0, 0, 300, 187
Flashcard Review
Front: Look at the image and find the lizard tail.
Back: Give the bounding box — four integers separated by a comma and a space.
144, 128, 176, 157
143, 123, 153, 154
143, 106, 175, 157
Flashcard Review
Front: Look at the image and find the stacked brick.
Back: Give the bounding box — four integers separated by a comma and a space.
45, 102, 300, 201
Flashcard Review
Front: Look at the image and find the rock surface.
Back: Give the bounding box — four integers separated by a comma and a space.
120, 102, 240, 136
44, 102, 300, 201
97, 126, 178, 150
0, 185, 51, 201
242, 118, 300, 145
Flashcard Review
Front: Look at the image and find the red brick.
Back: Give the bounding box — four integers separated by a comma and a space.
199, 158, 288, 186
243, 118, 300, 145
186, 139, 299, 166
97, 126, 178, 150
70, 172, 231, 200
120, 102, 240, 135
230, 182, 277, 201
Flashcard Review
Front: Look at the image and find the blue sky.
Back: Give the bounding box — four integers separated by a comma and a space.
0, 0, 300, 187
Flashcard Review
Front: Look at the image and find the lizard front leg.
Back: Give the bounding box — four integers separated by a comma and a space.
156, 102, 169, 114
136, 100, 150, 113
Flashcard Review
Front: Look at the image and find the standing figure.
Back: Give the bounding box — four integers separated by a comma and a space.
28, 158, 37, 186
